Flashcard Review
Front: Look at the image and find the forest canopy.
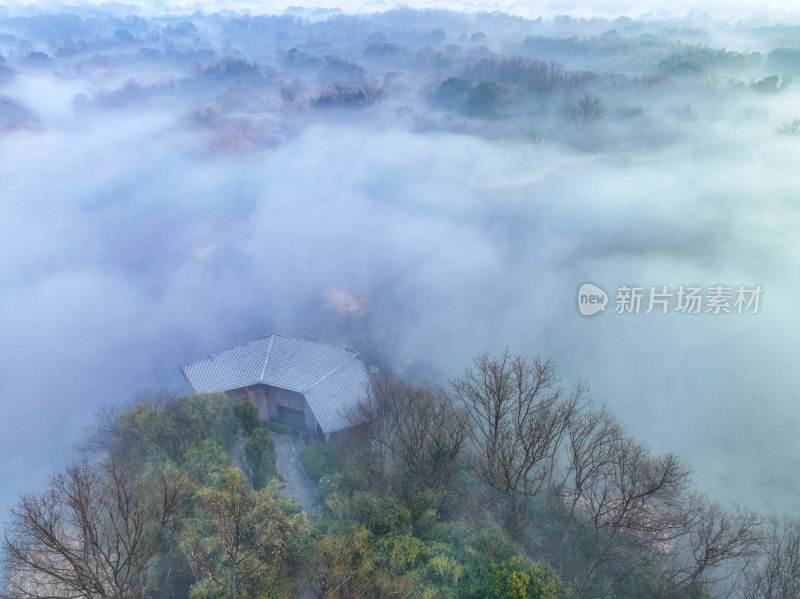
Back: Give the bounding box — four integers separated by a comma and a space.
2, 352, 795, 599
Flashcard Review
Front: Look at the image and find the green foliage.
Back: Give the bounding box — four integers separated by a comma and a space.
325, 447, 384, 496
112, 393, 236, 468
466, 81, 521, 117
326, 488, 389, 530
485, 556, 568, 599
466, 81, 503, 114
165, 393, 237, 450
523, 34, 667, 58
322, 54, 365, 84
317, 443, 549, 599
422, 552, 464, 596
113, 402, 175, 464
33, 340, 764, 599
301, 441, 333, 481
414, 536, 476, 598
434, 77, 472, 108
181, 469, 308, 599
462, 57, 597, 96
383, 533, 425, 571
309, 520, 415, 597
234, 400, 260, 435
658, 46, 749, 74
244, 427, 278, 490
658, 54, 704, 74
463, 524, 523, 566
182, 438, 230, 483
110, 393, 235, 470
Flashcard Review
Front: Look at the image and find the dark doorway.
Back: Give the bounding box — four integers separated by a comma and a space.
276, 405, 305, 428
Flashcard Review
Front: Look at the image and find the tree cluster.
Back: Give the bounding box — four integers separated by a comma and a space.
3, 352, 797, 599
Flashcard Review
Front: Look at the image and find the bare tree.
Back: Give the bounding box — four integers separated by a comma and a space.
452, 351, 585, 533
314, 82, 365, 107
742, 516, 800, 599
392, 386, 469, 494
3, 458, 186, 599
560, 94, 603, 125
668, 495, 763, 593
360, 83, 385, 105
313, 81, 385, 108
351, 376, 469, 497
461, 56, 594, 95
547, 404, 694, 597
550, 404, 761, 598
557, 405, 623, 517
349, 374, 403, 457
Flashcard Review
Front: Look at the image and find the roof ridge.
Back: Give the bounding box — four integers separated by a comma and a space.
259, 334, 275, 382
183, 335, 272, 368
303, 351, 360, 392
271, 332, 358, 353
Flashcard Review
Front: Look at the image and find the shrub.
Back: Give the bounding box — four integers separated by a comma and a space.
433, 77, 472, 109
235, 400, 260, 435
485, 556, 568, 599
466, 81, 520, 116
164, 393, 237, 453
244, 427, 278, 490
322, 54, 365, 84
111, 393, 237, 469
301, 442, 333, 482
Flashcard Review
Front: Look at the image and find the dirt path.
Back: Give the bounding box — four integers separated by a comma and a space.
270, 432, 320, 512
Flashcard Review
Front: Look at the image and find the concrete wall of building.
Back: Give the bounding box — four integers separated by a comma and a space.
227, 384, 318, 433
227, 387, 248, 402
265, 385, 317, 432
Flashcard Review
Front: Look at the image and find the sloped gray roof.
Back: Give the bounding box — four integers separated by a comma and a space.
304, 357, 369, 435
180, 334, 369, 434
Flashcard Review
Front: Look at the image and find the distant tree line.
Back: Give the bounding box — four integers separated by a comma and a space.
430, 57, 604, 122
463, 57, 599, 95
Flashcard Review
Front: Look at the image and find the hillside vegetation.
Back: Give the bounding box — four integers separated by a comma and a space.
3, 352, 797, 599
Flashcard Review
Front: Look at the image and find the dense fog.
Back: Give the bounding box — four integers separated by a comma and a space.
2, 2, 800, 537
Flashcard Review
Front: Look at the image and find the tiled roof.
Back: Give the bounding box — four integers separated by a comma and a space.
305, 356, 369, 434
180, 334, 369, 433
